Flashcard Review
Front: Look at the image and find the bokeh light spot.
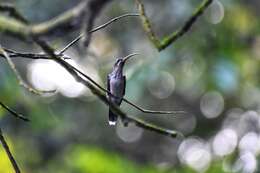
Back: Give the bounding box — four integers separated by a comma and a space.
206, 0, 225, 24
213, 128, 237, 156
233, 152, 257, 173
147, 71, 175, 99
178, 137, 211, 172
116, 121, 143, 143
200, 91, 224, 118
239, 132, 260, 155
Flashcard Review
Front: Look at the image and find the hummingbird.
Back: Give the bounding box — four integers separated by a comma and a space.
107, 53, 138, 125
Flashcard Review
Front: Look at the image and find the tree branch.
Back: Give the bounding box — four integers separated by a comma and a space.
0, 128, 21, 173
0, 101, 29, 121
59, 13, 139, 54
136, 0, 213, 51
0, 1, 87, 38
1, 48, 70, 60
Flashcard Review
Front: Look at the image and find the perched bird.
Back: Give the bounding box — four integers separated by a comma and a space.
107, 53, 138, 125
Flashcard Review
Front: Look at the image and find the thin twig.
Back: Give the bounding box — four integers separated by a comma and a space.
0, 45, 56, 95
136, 0, 213, 51
59, 13, 140, 54
0, 101, 29, 121
123, 99, 185, 114
81, 0, 111, 47
0, 128, 21, 173
1, 48, 70, 60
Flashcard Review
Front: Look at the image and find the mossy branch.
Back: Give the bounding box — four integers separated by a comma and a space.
136, 0, 213, 51
0, 1, 87, 38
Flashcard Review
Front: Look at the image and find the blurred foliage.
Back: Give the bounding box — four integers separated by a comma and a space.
0, 143, 225, 173
1, 0, 260, 173
0, 140, 14, 173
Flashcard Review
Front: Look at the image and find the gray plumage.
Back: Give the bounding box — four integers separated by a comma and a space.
107, 53, 138, 125
107, 58, 126, 125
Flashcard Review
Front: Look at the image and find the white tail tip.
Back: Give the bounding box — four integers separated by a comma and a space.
109, 121, 116, 126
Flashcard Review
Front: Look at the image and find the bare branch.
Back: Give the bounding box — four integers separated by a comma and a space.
122, 99, 185, 114
136, 0, 213, 51
30, 1, 88, 36
0, 128, 21, 173
59, 13, 140, 54
1, 48, 70, 60
0, 1, 87, 38
0, 101, 29, 121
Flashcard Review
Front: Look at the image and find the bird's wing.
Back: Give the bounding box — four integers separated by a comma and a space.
123, 76, 126, 96
107, 75, 110, 95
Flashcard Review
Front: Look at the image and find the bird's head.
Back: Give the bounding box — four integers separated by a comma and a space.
113, 53, 139, 70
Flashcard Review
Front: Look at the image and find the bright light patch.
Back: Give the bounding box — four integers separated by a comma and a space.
233, 152, 257, 173
178, 137, 211, 172
213, 128, 237, 156
28, 59, 87, 98
239, 132, 260, 155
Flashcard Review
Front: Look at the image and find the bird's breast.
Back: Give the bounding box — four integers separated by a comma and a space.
110, 77, 125, 98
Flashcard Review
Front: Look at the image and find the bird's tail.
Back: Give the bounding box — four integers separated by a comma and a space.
108, 109, 117, 126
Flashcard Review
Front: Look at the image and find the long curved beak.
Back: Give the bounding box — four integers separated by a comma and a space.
122, 53, 140, 63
